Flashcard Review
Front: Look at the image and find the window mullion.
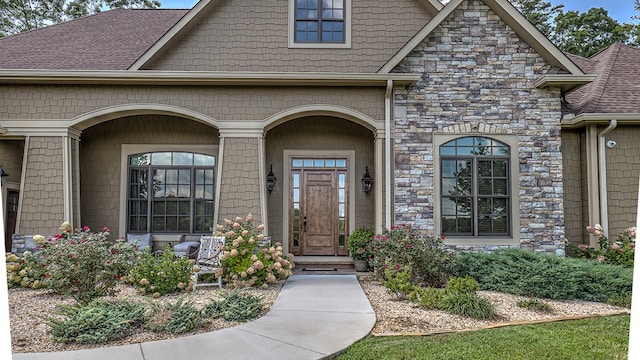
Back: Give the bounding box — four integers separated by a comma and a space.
472, 158, 479, 237
147, 167, 153, 233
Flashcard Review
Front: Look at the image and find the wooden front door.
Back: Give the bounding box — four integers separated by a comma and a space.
302, 171, 336, 255
289, 158, 349, 256
4, 190, 18, 252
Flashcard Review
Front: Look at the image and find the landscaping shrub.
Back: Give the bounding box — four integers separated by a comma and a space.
382, 267, 416, 299
606, 294, 632, 309
566, 225, 635, 268
46, 299, 148, 344
440, 291, 498, 320
456, 248, 632, 302
516, 298, 553, 312
409, 286, 443, 310
148, 298, 206, 334
371, 225, 457, 287
443, 275, 479, 295
128, 247, 194, 297
216, 214, 294, 288
203, 290, 264, 322
20, 223, 138, 304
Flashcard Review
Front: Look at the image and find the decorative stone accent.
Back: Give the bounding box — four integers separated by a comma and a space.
10, 235, 47, 257
392, 0, 565, 254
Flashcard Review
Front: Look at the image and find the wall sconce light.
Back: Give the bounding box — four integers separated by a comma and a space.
0, 164, 8, 185
361, 166, 373, 193
266, 165, 276, 193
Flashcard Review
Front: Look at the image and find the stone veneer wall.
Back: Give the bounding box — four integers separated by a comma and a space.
392, 0, 565, 253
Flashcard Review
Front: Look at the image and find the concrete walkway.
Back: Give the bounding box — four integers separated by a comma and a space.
13, 275, 375, 360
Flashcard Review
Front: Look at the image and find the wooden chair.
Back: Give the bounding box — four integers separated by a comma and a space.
193, 235, 225, 290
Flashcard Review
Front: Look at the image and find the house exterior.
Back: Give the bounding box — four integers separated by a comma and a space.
1, 0, 618, 258
562, 43, 640, 248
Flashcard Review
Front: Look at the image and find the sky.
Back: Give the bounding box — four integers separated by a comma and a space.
160, 0, 638, 24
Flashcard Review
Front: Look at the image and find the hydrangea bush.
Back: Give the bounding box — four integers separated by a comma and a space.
216, 214, 294, 288
567, 224, 635, 268
7, 222, 139, 304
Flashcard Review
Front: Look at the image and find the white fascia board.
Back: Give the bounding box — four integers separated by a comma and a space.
379, 0, 586, 76
534, 74, 596, 92
561, 113, 640, 129
0, 70, 420, 87
379, 0, 463, 74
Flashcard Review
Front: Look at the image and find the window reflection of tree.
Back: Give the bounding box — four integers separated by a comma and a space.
441, 137, 510, 236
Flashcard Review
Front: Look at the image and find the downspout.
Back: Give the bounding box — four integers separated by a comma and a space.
385, 80, 393, 229
597, 119, 617, 238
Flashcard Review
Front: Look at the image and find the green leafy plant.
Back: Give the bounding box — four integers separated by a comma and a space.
440, 291, 498, 320
46, 299, 149, 344
24, 223, 138, 304
516, 298, 553, 312
346, 227, 374, 261
203, 290, 264, 322
128, 247, 194, 297
147, 297, 205, 334
371, 225, 457, 287
443, 275, 479, 295
408, 286, 443, 310
216, 214, 294, 288
606, 294, 632, 309
382, 267, 416, 300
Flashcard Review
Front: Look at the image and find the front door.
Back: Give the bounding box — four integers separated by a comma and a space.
303, 171, 336, 255
289, 158, 349, 256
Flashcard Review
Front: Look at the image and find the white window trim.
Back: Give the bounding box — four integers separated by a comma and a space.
119, 144, 219, 243
288, 0, 352, 49
433, 134, 520, 246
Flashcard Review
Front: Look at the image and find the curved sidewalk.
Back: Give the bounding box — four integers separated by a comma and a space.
13, 274, 376, 360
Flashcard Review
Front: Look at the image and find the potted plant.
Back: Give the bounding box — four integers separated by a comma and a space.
347, 228, 374, 272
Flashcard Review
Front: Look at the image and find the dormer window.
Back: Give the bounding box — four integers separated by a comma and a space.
289, 0, 351, 48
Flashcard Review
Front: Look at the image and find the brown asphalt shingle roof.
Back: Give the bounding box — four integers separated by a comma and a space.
564, 43, 640, 115
0, 8, 188, 70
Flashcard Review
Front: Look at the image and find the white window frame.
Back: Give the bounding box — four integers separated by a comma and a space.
288, 0, 352, 49
433, 134, 520, 246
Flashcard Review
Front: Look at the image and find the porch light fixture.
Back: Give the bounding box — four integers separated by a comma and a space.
361, 166, 373, 193
266, 165, 276, 193
0, 164, 8, 185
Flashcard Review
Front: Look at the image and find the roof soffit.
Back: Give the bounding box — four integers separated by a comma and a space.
378, 0, 585, 77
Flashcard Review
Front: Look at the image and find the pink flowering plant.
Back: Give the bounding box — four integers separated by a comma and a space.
371, 225, 457, 288
567, 224, 636, 268
216, 214, 294, 288
15, 223, 139, 304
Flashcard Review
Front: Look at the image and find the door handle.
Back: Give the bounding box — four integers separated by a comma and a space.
303, 216, 307, 232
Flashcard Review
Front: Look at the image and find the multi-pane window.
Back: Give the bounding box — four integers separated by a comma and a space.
128, 152, 215, 234
295, 0, 345, 43
440, 137, 510, 237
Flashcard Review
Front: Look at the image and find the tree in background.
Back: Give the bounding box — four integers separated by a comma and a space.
0, 0, 160, 37
510, 0, 564, 38
512, 0, 640, 57
552, 7, 638, 57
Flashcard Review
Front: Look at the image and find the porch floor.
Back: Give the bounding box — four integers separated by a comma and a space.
292, 256, 364, 275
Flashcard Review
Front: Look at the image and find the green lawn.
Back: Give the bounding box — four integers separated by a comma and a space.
337, 315, 630, 360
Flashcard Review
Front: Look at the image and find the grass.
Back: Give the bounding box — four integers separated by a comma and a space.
337, 315, 630, 360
